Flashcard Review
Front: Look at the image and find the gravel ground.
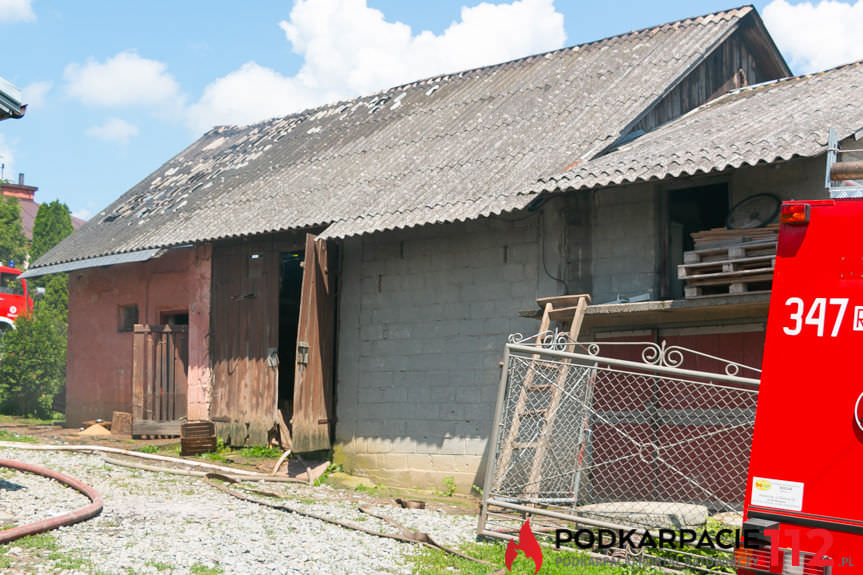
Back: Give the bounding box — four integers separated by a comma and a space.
0, 446, 479, 574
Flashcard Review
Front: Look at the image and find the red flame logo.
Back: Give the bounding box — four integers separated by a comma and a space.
505, 519, 543, 573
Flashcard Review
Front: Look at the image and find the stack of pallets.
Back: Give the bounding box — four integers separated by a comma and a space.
678, 225, 778, 299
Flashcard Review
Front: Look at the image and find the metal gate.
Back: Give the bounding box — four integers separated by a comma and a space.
477, 331, 760, 560
132, 324, 188, 424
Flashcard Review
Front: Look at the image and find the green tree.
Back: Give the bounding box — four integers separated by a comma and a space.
0, 195, 27, 267
0, 309, 65, 418
30, 200, 74, 263
0, 200, 73, 417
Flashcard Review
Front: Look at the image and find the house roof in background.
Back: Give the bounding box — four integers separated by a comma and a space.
538, 61, 863, 193
1, 183, 87, 241
32, 6, 766, 270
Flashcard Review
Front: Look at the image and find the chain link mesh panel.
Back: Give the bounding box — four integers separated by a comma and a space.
481, 339, 759, 535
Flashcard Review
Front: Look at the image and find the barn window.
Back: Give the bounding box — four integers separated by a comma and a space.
118, 304, 139, 332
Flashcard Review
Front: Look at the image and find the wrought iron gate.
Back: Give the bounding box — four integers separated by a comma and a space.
477, 332, 760, 561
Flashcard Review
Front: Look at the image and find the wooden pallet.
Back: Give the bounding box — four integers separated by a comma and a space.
684, 273, 774, 298
679, 255, 775, 280
683, 240, 777, 264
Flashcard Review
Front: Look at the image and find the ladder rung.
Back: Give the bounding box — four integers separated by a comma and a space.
512, 441, 538, 450
525, 384, 553, 391
519, 409, 548, 417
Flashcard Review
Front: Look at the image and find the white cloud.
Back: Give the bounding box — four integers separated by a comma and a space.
187, 0, 565, 132
64, 51, 183, 109
763, 0, 863, 74
71, 207, 92, 221
86, 118, 139, 145
21, 81, 51, 109
0, 0, 34, 22
187, 62, 314, 135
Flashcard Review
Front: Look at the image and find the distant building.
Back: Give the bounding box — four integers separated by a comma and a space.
0, 173, 86, 242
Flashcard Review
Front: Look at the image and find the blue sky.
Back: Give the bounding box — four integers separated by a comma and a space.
0, 0, 859, 220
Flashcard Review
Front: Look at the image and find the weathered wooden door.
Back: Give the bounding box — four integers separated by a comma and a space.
291, 234, 337, 452
132, 324, 188, 425
209, 240, 280, 445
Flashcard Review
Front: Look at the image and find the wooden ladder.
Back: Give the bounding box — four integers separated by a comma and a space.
493, 294, 591, 498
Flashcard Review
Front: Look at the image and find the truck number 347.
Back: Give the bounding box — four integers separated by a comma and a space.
784, 297, 850, 337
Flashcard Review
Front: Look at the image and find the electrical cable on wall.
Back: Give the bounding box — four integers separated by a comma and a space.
539, 210, 570, 293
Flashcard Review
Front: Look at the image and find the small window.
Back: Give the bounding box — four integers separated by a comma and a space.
118, 305, 139, 332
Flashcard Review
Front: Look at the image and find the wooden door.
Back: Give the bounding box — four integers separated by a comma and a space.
291, 233, 337, 452
209, 240, 280, 445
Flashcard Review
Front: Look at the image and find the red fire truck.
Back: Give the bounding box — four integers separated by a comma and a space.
740, 198, 863, 573
0, 263, 33, 334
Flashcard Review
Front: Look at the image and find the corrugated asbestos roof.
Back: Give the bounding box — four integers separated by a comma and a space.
33, 6, 755, 270
20, 248, 163, 279
540, 61, 863, 192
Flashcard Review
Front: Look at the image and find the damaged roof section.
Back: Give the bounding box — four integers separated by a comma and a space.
538, 60, 863, 193
34, 6, 771, 270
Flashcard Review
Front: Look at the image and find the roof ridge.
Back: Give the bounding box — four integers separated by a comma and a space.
202, 5, 754, 136
726, 58, 863, 97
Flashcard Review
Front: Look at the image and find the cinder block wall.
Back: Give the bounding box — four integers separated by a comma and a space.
731, 156, 824, 204
334, 214, 551, 492
589, 185, 659, 304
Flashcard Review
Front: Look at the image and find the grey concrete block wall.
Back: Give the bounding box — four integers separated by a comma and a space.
330, 156, 828, 492
334, 214, 551, 492
589, 184, 659, 304
731, 157, 825, 204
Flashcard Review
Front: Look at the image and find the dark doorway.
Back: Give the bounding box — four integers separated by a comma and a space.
278, 251, 304, 417
667, 184, 729, 299
160, 310, 189, 326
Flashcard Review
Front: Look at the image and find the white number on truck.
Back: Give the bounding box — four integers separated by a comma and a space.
784, 297, 848, 337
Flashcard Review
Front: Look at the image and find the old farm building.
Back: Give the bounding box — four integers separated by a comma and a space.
27, 7, 863, 490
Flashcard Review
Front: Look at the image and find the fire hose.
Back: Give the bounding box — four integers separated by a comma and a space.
0, 458, 102, 543
0, 443, 650, 573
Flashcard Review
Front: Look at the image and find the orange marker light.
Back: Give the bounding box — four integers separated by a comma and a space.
780, 203, 809, 224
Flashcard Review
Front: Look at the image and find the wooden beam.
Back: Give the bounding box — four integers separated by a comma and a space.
535, 294, 591, 309
132, 420, 181, 437
831, 161, 863, 181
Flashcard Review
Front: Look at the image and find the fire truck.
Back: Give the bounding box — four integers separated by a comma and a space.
0, 263, 33, 334
740, 135, 863, 574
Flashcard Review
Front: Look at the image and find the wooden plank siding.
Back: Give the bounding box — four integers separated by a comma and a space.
632, 29, 776, 136
209, 234, 306, 445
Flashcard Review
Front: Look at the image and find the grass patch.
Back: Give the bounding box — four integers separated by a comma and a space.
0, 413, 63, 425
437, 476, 457, 497
47, 551, 88, 570
137, 444, 160, 453
237, 445, 283, 458
145, 560, 172, 571
411, 541, 666, 575
14, 533, 59, 551
353, 483, 381, 496
197, 451, 229, 463
0, 429, 37, 443
190, 562, 223, 575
